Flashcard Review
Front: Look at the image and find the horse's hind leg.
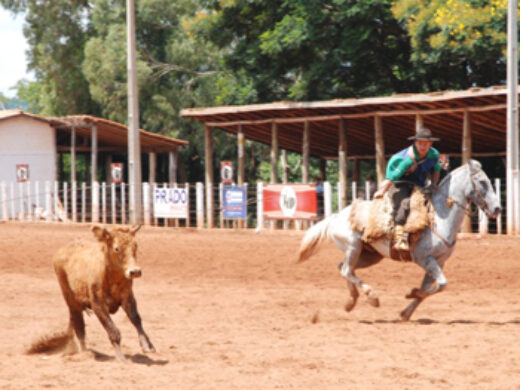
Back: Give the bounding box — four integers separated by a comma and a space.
339, 245, 380, 308
345, 279, 359, 312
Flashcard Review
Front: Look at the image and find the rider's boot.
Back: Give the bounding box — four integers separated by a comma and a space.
393, 225, 409, 251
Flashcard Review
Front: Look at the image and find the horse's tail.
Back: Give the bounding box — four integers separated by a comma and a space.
298, 215, 335, 262
26, 326, 75, 355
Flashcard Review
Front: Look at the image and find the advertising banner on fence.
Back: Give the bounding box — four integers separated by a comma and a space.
263, 184, 317, 220
222, 186, 247, 219
154, 187, 188, 218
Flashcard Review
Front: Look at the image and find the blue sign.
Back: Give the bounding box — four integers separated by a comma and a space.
222, 186, 247, 219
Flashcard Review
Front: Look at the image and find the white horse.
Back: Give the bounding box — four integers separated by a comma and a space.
298, 160, 501, 320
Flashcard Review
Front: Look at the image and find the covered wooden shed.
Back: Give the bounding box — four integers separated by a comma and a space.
181, 85, 509, 228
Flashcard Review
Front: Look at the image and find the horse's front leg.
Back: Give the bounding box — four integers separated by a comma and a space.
407, 255, 447, 300
339, 244, 380, 309
400, 273, 434, 321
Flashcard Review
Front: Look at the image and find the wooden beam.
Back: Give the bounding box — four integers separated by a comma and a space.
270, 122, 278, 183
91, 124, 98, 183
169, 150, 177, 183
338, 118, 348, 208
70, 126, 76, 184
203, 103, 508, 129
374, 116, 386, 186
462, 110, 472, 233
205, 126, 214, 227
237, 125, 245, 186
302, 121, 310, 184
149, 152, 156, 184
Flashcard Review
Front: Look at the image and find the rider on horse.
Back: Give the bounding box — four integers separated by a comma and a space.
373, 127, 441, 251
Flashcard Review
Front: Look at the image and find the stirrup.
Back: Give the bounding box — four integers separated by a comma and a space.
394, 239, 409, 251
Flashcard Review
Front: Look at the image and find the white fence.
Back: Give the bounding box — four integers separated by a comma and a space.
0, 179, 504, 235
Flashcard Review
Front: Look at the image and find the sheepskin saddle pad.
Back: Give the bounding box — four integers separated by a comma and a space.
349, 188, 432, 243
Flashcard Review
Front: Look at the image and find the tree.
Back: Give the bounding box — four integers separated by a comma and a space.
196, 0, 416, 101
392, 0, 510, 89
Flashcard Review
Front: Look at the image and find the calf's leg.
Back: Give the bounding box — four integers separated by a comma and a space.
92, 306, 125, 361
123, 294, 155, 353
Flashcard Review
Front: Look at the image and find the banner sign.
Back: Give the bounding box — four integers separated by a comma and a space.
16, 164, 29, 182
111, 163, 124, 183
220, 161, 234, 184
263, 184, 317, 220
222, 186, 247, 219
153, 187, 188, 218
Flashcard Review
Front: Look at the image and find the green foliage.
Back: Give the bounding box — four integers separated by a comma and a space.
0, 0, 513, 184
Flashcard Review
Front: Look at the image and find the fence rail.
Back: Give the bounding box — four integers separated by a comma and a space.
0, 178, 506, 234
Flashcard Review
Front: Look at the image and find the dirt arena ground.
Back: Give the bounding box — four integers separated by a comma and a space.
1, 222, 520, 389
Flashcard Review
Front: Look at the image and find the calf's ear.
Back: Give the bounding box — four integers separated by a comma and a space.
91, 225, 111, 241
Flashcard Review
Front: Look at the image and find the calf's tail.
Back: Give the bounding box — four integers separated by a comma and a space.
298, 215, 334, 262
26, 326, 75, 355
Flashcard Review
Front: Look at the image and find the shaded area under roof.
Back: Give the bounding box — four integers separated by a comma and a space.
0, 110, 188, 153
181, 86, 509, 159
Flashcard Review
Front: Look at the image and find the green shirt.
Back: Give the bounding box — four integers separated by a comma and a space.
385, 146, 441, 186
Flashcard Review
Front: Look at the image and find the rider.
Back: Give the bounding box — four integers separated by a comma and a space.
373, 127, 441, 251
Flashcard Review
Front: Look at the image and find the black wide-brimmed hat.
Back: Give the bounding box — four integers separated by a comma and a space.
408, 127, 440, 141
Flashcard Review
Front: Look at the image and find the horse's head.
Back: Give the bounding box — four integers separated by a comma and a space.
465, 160, 501, 218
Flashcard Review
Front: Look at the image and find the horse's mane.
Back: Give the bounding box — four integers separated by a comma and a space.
438, 159, 480, 188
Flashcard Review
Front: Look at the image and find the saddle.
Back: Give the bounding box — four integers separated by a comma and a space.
349, 189, 433, 261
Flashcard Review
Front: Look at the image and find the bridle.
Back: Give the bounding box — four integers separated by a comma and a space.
437, 164, 491, 217
429, 164, 491, 248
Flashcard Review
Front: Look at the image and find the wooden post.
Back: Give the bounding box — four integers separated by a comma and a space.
237, 125, 245, 185
169, 150, 177, 184
91, 124, 98, 184
270, 122, 278, 184
281, 150, 288, 184
81, 182, 86, 223
149, 152, 156, 184
70, 126, 76, 185
196, 182, 204, 228
353, 158, 360, 183
462, 110, 472, 233
106, 154, 113, 184
111, 182, 116, 224
416, 114, 424, 131
338, 118, 348, 209
374, 116, 385, 186
302, 121, 310, 184
205, 126, 214, 228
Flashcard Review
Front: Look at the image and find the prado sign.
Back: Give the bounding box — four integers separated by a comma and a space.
153, 187, 188, 218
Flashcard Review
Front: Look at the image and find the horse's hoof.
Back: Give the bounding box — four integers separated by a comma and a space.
405, 288, 420, 299
367, 296, 380, 308
345, 298, 357, 312
400, 310, 411, 321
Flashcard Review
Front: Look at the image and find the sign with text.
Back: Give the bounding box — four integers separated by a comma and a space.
220, 161, 234, 184
16, 164, 29, 182
222, 186, 247, 219
153, 187, 188, 218
263, 184, 317, 220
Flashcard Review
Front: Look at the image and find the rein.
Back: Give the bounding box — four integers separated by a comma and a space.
428, 164, 490, 248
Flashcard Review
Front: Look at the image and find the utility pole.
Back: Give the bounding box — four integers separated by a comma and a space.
507, 0, 519, 234
127, 0, 142, 224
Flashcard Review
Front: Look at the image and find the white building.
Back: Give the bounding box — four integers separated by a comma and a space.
0, 110, 188, 221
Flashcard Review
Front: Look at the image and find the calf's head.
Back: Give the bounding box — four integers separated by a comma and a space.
91, 225, 143, 279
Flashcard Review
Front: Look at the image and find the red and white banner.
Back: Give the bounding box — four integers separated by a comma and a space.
263, 184, 317, 220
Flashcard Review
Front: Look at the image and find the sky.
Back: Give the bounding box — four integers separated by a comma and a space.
0, 7, 33, 98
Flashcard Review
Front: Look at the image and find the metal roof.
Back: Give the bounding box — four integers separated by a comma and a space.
0, 110, 188, 153
181, 86, 509, 159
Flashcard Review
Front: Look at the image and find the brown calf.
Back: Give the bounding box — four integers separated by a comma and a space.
29, 225, 155, 361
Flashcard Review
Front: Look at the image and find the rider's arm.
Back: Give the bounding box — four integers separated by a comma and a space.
432, 170, 440, 185
374, 179, 393, 199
